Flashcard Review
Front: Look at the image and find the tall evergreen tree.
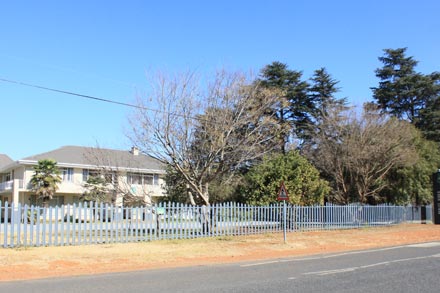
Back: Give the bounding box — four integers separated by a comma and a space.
308, 67, 347, 118
416, 73, 440, 143
302, 68, 348, 152
258, 62, 312, 151
372, 48, 439, 124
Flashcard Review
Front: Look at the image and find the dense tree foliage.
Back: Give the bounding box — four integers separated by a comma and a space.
369, 48, 440, 205
81, 175, 113, 204
373, 48, 422, 122
308, 67, 347, 119
258, 63, 348, 147
381, 129, 440, 205
416, 90, 440, 143
258, 62, 312, 150
238, 151, 330, 206
372, 48, 440, 142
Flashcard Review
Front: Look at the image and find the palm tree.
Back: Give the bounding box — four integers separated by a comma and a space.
30, 159, 62, 207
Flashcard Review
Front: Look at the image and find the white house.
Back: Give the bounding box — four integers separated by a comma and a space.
0, 146, 167, 206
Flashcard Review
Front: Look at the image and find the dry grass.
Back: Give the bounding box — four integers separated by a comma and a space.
0, 224, 439, 281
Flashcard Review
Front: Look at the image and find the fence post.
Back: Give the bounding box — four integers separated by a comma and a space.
54, 205, 59, 246
16, 203, 21, 247
155, 203, 160, 239
283, 200, 287, 243
29, 205, 35, 246
9, 202, 15, 247
3, 201, 8, 247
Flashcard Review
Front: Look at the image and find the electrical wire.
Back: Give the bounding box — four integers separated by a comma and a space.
0, 77, 142, 109
0, 77, 208, 122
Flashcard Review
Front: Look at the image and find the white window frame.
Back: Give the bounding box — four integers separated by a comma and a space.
82, 169, 101, 182
62, 168, 74, 182
127, 173, 159, 186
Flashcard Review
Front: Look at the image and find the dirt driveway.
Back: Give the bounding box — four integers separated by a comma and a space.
0, 224, 439, 282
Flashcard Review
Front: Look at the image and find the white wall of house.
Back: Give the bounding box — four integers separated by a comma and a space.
2, 165, 166, 206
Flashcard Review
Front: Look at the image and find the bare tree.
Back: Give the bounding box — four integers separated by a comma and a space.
304, 104, 418, 204
129, 70, 282, 205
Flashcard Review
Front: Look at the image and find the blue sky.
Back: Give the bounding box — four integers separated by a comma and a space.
1, 0, 439, 160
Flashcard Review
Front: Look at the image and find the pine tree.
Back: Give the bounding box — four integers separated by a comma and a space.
258, 61, 312, 150
417, 93, 440, 143
308, 67, 347, 118
372, 48, 439, 123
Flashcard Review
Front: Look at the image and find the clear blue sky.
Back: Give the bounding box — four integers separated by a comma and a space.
1, 0, 439, 160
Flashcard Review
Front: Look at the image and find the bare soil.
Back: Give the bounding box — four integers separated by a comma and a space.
0, 224, 439, 282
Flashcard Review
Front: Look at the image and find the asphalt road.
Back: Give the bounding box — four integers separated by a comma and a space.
2, 242, 440, 292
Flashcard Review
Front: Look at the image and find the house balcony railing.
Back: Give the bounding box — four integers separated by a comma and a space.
0, 181, 13, 192
0, 180, 25, 192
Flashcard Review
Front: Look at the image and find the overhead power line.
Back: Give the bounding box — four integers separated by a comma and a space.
0, 77, 208, 122
0, 77, 142, 109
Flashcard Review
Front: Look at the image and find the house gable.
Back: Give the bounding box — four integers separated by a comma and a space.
0, 154, 13, 170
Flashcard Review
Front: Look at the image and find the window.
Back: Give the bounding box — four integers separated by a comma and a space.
127, 173, 159, 186
82, 169, 89, 182
128, 173, 142, 185
143, 174, 154, 185
62, 168, 74, 182
104, 172, 118, 185
82, 169, 100, 182
48, 196, 64, 207
144, 174, 159, 185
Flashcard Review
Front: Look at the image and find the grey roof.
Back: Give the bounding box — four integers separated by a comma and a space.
0, 154, 13, 169
21, 146, 165, 172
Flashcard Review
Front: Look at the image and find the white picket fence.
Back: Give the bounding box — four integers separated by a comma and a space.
0, 201, 432, 248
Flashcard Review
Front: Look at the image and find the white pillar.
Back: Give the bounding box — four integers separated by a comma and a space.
12, 179, 20, 206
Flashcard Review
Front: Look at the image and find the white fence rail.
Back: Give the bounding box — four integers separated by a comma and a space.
0, 201, 432, 248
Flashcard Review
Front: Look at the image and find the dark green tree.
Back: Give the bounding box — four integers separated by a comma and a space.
258, 61, 312, 151
238, 151, 330, 206
308, 67, 347, 119
381, 128, 440, 205
81, 175, 113, 204
30, 159, 62, 207
416, 81, 440, 143
372, 48, 440, 123
306, 68, 348, 142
